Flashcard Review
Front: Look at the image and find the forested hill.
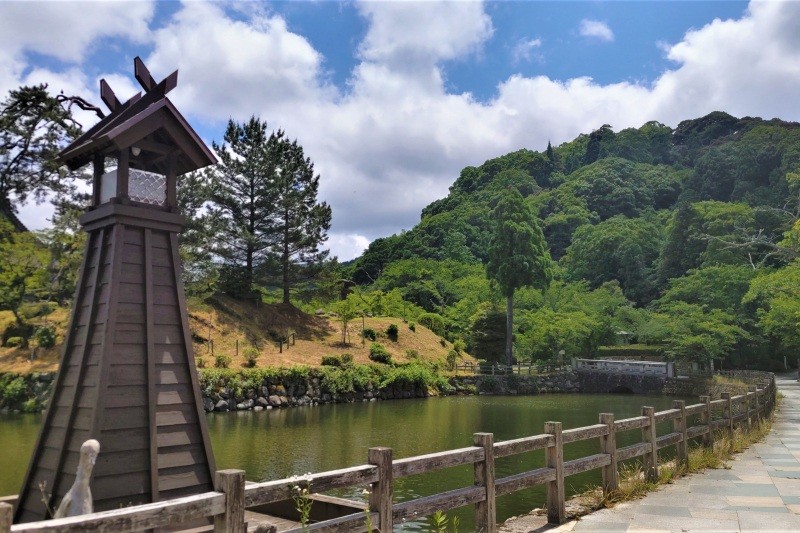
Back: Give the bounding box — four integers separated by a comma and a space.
347, 112, 800, 368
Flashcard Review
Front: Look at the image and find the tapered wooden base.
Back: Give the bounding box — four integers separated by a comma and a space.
16, 204, 215, 523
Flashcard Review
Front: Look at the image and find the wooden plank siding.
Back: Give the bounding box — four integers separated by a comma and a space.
15, 219, 216, 523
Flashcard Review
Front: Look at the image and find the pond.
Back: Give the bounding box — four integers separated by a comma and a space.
0, 393, 688, 530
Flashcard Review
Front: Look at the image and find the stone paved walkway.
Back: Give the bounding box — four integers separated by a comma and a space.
551, 375, 800, 532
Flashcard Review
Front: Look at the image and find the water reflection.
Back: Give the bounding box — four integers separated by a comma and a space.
1, 393, 687, 530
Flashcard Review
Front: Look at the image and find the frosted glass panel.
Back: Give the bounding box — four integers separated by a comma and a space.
129, 169, 166, 205
100, 168, 117, 204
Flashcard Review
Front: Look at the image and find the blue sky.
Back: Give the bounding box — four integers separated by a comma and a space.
2, 1, 798, 260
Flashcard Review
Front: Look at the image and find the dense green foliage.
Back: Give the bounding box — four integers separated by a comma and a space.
347, 112, 800, 370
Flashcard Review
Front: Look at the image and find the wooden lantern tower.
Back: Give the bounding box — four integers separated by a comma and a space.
16, 58, 218, 523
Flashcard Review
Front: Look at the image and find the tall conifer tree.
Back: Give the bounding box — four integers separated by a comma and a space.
211, 118, 281, 296
210, 118, 331, 301
270, 137, 332, 304
487, 189, 553, 364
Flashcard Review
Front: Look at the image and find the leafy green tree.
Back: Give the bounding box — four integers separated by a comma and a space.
467, 303, 506, 364
563, 214, 664, 304
642, 302, 747, 365
658, 265, 758, 316
36, 200, 86, 302
742, 264, 800, 356
333, 292, 365, 345
0, 85, 81, 217
486, 190, 554, 364
0, 219, 48, 331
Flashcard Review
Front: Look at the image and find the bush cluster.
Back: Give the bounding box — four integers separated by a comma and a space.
386, 323, 399, 341
321, 353, 354, 367
33, 325, 56, 348
242, 347, 259, 368
369, 343, 392, 364
215, 355, 232, 369
362, 328, 377, 341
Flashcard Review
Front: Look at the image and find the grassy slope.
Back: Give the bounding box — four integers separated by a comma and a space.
0, 295, 472, 374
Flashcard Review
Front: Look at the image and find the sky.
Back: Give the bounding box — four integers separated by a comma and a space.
3, 0, 800, 261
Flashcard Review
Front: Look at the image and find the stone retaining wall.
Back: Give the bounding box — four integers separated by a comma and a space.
0, 369, 774, 414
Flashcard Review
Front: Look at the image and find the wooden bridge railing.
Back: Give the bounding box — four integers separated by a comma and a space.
1, 375, 776, 533
455, 362, 570, 375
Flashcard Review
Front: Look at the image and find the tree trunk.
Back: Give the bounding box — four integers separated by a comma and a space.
282, 212, 290, 304
505, 293, 514, 366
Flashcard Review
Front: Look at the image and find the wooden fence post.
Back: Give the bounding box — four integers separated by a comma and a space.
599, 413, 618, 496
751, 386, 761, 429
473, 433, 496, 533
642, 407, 658, 483
672, 400, 688, 471
700, 395, 713, 449
214, 469, 246, 533
0, 502, 12, 533
369, 447, 393, 533
544, 422, 565, 524
721, 393, 734, 441
743, 390, 752, 432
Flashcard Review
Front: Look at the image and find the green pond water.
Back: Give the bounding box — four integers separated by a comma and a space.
0, 393, 689, 530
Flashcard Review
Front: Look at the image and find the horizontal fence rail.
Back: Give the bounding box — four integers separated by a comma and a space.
1, 374, 776, 533
455, 362, 570, 375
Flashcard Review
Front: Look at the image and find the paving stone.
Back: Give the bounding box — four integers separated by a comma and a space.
572, 520, 630, 531
736, 509, 800, 530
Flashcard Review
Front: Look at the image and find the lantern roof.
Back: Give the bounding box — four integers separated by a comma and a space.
58, 57, 216, 175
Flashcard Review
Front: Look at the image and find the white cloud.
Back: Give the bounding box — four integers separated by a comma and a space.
326, 233, 372, 263
0, 1, 155, 96
7, 0, 800, 262
357, 1, 493, 66
512, 38, 543, 64
579, 19, 614, 42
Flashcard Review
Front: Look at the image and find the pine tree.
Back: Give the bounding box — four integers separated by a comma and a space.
0, 85, 82, 220
270, 137, 332, 304
211, 118, 284, 296
486, 189, 553, 364
210, 117, 331, 301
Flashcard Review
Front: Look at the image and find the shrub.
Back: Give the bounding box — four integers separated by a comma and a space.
33, 325, 56, 348
439, 338, 447, 347
453, 339, 466, 354
215, 355, 232, 369
369, 343, 392, 364
5, 337, 23, 348
446, 349, 458, 370
2, 376, 28, 405
195, 356, 207, 369
362, 328, 377, 341
386, 323, 399, 341
408, 322, 416, 332
380, 363, 450, 393
321, 355, 342, 367
20, 302, 53, 319
405, 349, 420, 360
243, 349, 259, 368
22, 398, 39, 413
418, 312, 445, 336
320, 364, 374, 395
341, 353, 353, 366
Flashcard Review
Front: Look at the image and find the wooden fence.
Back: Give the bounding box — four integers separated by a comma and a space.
455, 362, 571, 375
0, 375, 776, 533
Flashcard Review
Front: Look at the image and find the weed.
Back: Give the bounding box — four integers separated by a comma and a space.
291, 474, 314, 532
214, 355, 232, 369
